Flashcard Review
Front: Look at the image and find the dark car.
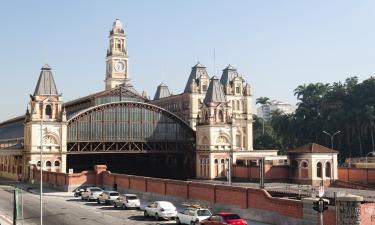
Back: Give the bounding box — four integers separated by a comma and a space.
201, 212, 247, 225
73, 187, 86, 197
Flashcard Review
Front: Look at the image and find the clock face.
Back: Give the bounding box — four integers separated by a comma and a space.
115, 61, 125, 72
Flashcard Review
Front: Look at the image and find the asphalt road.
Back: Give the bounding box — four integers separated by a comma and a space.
0, 180, 269, 225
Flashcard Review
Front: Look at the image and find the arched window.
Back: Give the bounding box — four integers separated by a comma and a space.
202, 84, 207, 92
46, 161, 51, 167
220, 159, 225, 164
325, 162, 331, 178
45, 105, 52, 118
301, 161, 308, 168
317, 162, 322, 178
37, 161, 41, 167
237, 100, 240, 110
54, 161, 60, 167
218, 110, 224, 122
236, 134, 241, 147
291, 160, 298, 168
214, 159, 218, 164
236, 85, 240, 94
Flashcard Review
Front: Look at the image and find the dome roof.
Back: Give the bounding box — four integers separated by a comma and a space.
112, 19, 123, 28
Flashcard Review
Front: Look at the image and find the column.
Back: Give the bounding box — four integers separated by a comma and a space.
336, 194, 363, 225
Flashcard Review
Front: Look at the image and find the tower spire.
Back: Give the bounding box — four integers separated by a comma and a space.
33, 64, 59, 96
105, 19, 129, 90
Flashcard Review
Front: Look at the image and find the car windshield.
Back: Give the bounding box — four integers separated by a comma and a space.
127, 196, 138, 200
197, 210, 211, 216
223, 214, 241, 220
159, 202, 174, 208
90, 188, 102, 192
110, 193, 119, 196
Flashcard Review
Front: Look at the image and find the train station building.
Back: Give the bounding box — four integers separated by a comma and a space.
0, 19, 337, 184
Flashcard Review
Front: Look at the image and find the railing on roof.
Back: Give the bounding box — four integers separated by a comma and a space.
0, 138, 24, 149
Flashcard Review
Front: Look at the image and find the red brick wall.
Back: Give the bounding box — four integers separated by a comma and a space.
233, 165, 289, 181
165, 180, 189, 199
215, 185, 247, 208
101, 171, 303, 219
146, 178, 166, 195
361, 203, 375, 225
317, 209, 336, 225
247, 188, 303, 219
188, 183, 216, 203
115, 174, 130, 189
338, 167, 375, 185
129, 176, 147, 192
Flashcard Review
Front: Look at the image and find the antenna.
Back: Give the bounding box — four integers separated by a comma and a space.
43, 45, 49, 64
213, 48, 216, 76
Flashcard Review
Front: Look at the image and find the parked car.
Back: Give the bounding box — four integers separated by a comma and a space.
176, 207, 212, 225
113, 194, 141, 209
200, 212, 247, 225
144, 201, 177, 220
97, 191, 120, 204
73, 187, 86, 197
81, 187, 103, 201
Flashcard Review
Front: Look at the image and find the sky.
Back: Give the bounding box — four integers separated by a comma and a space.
1, 0, 375, 122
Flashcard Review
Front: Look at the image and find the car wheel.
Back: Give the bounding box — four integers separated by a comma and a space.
97, 199, 101, 204
144, 210, 149, 217
155, 213, 159, 221
114, 202, 117, 208
176, 217, 181, 224
122, 204, 127, 210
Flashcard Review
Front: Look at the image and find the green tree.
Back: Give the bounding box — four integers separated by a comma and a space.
256, 97, 271, 135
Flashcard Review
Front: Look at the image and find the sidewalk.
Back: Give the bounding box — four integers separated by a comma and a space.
0, 211, 12, 225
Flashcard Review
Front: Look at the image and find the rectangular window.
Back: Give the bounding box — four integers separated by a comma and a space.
236, 86, 240, 94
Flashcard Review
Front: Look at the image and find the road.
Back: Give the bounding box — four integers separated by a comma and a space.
0, 180, 269, 225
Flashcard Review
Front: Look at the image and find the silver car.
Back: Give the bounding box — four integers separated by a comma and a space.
81, 187, 103, 201
97, 191, 120, 204
113, 194, 141, 209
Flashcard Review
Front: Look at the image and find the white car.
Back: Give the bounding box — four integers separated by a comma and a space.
176, 207, 212, 225
113, 194, 141, 209
81, 187, 103, 201
144, 201, 177, 220
97, 191, 120, 204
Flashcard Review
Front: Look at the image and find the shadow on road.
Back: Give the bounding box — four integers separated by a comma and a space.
66, 198, 84, 202
84, 202, 100, 206
98, 206, 123, 210
128, 215, 155, 221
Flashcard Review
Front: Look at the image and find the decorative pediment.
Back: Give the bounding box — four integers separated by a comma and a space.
42, 135, 58, 145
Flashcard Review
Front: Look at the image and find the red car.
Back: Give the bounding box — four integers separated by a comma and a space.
200, 212, 247, 225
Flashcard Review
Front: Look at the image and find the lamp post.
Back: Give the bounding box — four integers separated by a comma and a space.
40, 120, 43, 225
322, 130, 341, 150
322, 130, 341, 183
365, 151, 374, 169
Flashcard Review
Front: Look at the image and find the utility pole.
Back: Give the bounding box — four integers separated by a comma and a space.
228, 157, 232, 185
40, 120, 43, 225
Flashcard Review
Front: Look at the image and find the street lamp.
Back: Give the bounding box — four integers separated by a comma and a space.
40, 120, 43, 225
322, 130, 341, 183
322, 130, 341, 150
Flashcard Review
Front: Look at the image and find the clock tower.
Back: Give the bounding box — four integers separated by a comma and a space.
105, 19, 129, 90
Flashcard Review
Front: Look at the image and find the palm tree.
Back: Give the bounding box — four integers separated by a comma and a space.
256, 97, 271, 135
